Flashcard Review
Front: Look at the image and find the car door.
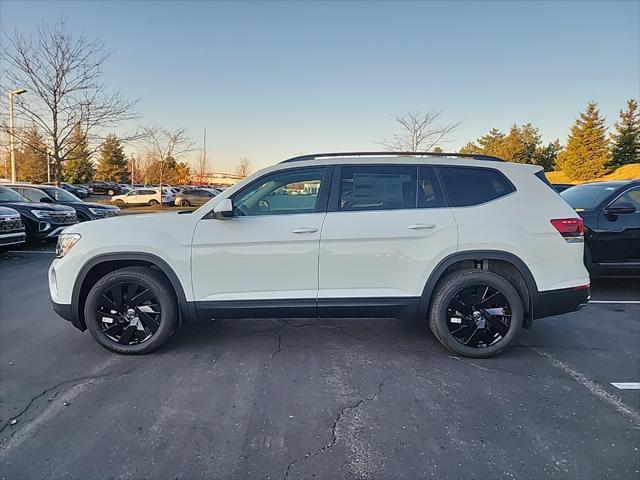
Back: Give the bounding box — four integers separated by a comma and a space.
597, 186, 640, 264
191, 166, 331, 318
318, 164, 457, 311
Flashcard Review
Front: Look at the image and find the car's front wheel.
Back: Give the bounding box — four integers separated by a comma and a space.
148, 199, 159, 206
84, 267, 178, 354
180, 200, 191, 207
428, 269, 523, 358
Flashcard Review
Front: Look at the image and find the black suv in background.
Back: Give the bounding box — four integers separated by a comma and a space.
87, 182, 125, 196
561, 180, 640, 277
0, 206, 26, 249
0, 186, 77, 243
8, 184, 120, 221
43, 182, 89, 198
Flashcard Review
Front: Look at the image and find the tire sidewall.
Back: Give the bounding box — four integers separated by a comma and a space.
84, 269, 177, 354
430, 270, 523, 358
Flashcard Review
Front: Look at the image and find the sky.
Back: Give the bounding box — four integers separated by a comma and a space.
1, 0, 639, 172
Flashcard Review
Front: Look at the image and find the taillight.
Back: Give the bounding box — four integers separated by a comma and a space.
550, 218, 584, 243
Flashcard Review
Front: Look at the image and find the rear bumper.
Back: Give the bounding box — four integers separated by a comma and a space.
532, 285, 590, 320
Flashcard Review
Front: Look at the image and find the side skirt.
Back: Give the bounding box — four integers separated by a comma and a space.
192, 297, 420, 321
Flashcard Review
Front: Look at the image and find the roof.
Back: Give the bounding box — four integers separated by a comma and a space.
280, 151, 505, 164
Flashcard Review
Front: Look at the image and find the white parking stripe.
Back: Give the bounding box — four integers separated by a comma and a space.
611, 383, 640, 390
4, 250, 54, 254
589, 300, 640, 304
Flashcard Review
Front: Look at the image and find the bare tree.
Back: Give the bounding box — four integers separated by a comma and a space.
0, 19, 138, 184
233, 157, 252, 178
378, 110, 462, 152
139, 125, 195, 201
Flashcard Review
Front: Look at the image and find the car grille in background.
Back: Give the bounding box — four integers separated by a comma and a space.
0, 216, 24, 232
49, 212, 78, 224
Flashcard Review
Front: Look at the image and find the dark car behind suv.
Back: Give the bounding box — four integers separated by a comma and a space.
0, 186, 78, 243
561, 180, 640, 277
43, 182, 89, 198
87, 182, 124, 196
8, 184, 120, 222
0, 206, 26, 248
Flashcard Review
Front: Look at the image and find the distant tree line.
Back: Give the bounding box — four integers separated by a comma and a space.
458, 100, 639, 180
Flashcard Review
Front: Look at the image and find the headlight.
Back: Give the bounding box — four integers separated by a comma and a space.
88, 207, 107, 215
56, 233, 81, 258
31, 209, 51, 219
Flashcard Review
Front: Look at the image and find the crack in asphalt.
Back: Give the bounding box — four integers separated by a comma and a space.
282, 379, 386, 480
0, 367, 133, 437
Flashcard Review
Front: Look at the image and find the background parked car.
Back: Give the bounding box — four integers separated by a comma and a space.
174, 188, 219, 207
8, 184, 120, 222
0, 186, 77, 243
0, 206, 26, 249
111, 187, 175, 206
552, 183, 574, 193
561, 180, 640, 277
43, 182, 89, 198
87, 182, 125, 196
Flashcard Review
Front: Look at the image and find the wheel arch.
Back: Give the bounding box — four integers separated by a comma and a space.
418, 250, 539, 327
71, 252, 193, 331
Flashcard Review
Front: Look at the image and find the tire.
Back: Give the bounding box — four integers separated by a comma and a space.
428, 269, 523, 358
84, 267, 178, 354
180, 200, 191, 207
148, 199, 159, 206
113, 199, 125, 207
107, 189, 115, 196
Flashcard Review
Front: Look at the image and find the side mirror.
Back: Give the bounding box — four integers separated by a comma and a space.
40, 196, 53, 203
604, 202, 636, 215
212, 198, 233, 219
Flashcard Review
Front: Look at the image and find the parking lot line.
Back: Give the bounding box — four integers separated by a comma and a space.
4, 250, 54, 254
589, 300, 640, 304
611, 382, 640, 390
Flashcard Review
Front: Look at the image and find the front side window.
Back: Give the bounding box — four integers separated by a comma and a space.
233, 167, 326, 216
21, 188, 49, 203
561, 184, 621, 211
611, 187, 640, 209
440, 166, 515, 207
339, 165, 417, 211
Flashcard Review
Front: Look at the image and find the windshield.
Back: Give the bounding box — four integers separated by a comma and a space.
561, 184, 619, 211
0, 186, 28, 202
42, 187, 81, 202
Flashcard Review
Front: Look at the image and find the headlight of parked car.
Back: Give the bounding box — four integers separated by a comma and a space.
88, 207, 107, 216
30, 209, 52, 219
55, 233, 81, 258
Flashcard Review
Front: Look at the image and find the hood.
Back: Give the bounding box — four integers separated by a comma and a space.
0, 206, 20, 216
61, 201, 118, 210
65, 209, 197, 235
0, 201, 76, 212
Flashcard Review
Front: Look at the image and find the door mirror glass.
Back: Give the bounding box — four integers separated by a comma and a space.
604, 201, 636, 215
212, 198, 233, 219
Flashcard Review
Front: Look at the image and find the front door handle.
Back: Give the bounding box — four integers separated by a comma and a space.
292, 227, 318, 234
408, 223, 436, 230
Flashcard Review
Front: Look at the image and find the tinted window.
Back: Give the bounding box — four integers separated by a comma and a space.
418, 166, 446, 208
233, 167, 326, 216
0, 186, 27, 202
612, 187, 640, 209
21, 188, 48, 203
339, 165, 416, 211
561, 184, 621, 211
440, 167, 515, 207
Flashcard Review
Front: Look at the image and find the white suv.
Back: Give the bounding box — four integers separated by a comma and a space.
111, 187, 174, 206
49, 152, 590, 357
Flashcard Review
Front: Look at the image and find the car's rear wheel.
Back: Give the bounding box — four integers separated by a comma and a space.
84, 267, 178, 354
180, 200, 191, 207
428, 269, 523, 358
148, 199, 159, 206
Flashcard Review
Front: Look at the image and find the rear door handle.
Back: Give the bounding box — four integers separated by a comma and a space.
292, 227, 318, 234
409, 223, 436, 230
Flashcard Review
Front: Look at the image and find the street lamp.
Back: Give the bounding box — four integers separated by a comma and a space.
8, 88, 27, 183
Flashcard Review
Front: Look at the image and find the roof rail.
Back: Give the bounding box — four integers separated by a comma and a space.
280, 151, 505, 164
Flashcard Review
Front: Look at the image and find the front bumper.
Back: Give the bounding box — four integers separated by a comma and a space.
533, 285, 590, 320
51, 300, 85, 331
0, 231, 26, 246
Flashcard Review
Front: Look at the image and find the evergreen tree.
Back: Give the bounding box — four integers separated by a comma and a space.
534, 139, 562, 171
611, 99, 640, 167
17, 126, 48, 183
556, 102, 610, 180
95, 134, 128, 182
62, 125, 94, 183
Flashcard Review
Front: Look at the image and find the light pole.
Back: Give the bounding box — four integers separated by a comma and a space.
8, 88, 27, 183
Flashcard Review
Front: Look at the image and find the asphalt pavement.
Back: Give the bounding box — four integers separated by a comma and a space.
0, 249, 639, 480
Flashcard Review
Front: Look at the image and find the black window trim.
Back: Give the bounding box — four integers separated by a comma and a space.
224, 165, 334, 217
436, 164, 517, 208
602, 185, 640, 212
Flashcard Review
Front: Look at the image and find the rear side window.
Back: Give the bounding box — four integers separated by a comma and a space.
339, 165, 416, 211
439, 166, 515, 207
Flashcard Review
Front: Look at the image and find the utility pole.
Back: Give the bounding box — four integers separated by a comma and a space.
131, 154, 135, 185
8, 88, 27, 183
